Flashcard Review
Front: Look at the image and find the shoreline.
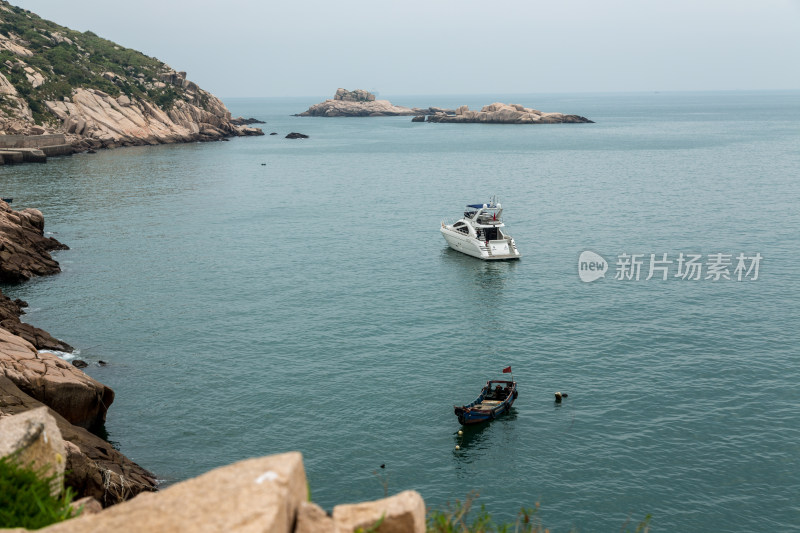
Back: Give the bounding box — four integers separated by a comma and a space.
0, 199, 157, 506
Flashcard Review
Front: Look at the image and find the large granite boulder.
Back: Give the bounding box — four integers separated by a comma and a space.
37, 453, 306, 532
0, 328, 112, 428
0, 406, 67, 497
333, 490, 426, 533
295, 501, 334, 533
0, 202, 67, 283
426, 102, 593, 124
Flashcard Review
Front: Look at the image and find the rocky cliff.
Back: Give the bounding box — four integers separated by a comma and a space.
0, 1, 262, 150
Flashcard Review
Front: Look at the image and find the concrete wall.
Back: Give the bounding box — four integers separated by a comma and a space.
0, 134, 67, 149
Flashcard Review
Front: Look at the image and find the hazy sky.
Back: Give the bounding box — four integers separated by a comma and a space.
9, 0, 800, 98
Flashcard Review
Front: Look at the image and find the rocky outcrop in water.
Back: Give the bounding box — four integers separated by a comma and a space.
0, 328, 111, 429
426, 102, 593, 124
230, 116, 266, 126
0, 295, 74, 352
0, 200, 68, 283
296, 88, 418, 117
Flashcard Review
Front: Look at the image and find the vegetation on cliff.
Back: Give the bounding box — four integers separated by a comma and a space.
0, 455, 79, 529
0, 0, 200, 125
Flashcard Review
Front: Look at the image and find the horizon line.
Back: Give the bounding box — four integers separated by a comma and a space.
220, 88, 800, 100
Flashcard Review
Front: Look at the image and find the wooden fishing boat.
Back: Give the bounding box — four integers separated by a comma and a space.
454, 379, 518, 425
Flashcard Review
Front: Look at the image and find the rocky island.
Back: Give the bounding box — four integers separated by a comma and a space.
296, 88, 451, 118
297, 89, 592, 124
425, 102, 594, 124
0, 0, 262, 159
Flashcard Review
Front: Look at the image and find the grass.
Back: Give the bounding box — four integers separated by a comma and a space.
0, 454, 80, 529
425, 492, 651, 533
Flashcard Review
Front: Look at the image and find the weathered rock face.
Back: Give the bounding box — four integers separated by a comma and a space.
19, 450, 426, 533
333, 490, 426, 533
0, 4, 263, 146
0, 328, 113, 428
426, 102, 593, 124
295, 501, 334, 533
39, 453, 307, 533
334, 88, 376, 102
43, 85, 263, 151
0, 200, 68, 283
297, 89, 418, 117
0, 377, 158, 506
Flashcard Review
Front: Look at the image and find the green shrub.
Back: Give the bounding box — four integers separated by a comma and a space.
426, 493, 650, 533
0, 454, 80, 529
427, 492, 546, 533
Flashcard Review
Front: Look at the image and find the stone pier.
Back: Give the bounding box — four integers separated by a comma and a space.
0, 134, 73, 164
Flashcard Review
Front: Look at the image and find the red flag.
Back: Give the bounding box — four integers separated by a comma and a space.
502, 366, 512, 373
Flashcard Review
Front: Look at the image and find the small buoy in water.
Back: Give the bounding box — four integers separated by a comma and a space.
455, 445, 460, 450
380, 464, 385, 469
555, 391, 568, 403
457, 430, 463, 436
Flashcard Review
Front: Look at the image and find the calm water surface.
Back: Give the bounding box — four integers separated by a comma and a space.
1, 91, 798, 532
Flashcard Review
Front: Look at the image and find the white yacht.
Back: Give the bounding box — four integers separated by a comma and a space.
440, 198, 521, 260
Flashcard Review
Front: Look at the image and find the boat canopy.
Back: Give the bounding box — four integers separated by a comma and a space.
467, 203, 499, 209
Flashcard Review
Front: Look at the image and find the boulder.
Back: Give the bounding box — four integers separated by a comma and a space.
411, 115, 425, 122
0, 328, 113, 428
0, 406, 67, 497
286, 132, 309, 139
332, 490, 426, 533
295, 501, 335, 533
38, 452, 307, 533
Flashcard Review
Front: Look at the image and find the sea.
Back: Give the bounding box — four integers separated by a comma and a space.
1, 91, 798, 532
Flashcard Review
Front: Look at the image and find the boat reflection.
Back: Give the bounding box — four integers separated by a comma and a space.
452, 408, 518, 454
441, 246, 519, 299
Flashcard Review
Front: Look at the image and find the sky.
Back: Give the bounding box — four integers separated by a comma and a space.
8, 0, 800, 98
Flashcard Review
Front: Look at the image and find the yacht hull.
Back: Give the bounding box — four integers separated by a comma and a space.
441, 227, 521, 260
